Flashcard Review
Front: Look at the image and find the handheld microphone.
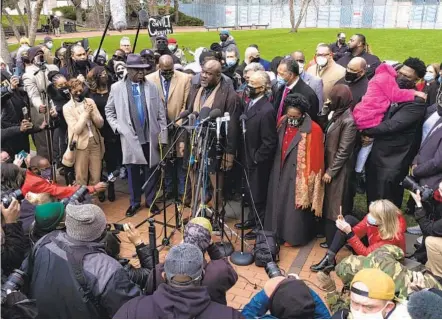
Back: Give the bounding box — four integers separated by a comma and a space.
138, 9, 149, 27
223, 112, 230, 137
216, 117, 222, 142
106, 170, 120, 183
110, 0, 128, 31
240, 114, 248, 134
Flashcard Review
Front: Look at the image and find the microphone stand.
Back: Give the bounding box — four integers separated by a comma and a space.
95, 15, 112, 64
148, 218, 159, 291
137, 128, 187, 246
230, 117, 254, 265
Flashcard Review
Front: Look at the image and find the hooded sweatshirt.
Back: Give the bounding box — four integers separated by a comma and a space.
113, 283, 242, 319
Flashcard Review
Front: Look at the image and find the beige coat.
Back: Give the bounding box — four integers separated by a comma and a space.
63, 98, 105, 155
22, 64, 59, 126
146, 70, 190, 122
307, 61, 346, 101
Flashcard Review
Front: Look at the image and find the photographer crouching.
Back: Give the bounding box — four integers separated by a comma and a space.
409, 181, 442, 281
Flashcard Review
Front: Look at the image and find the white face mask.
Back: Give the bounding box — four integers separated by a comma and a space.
350, 302, 391, 319
367, 213, 377, 226
316, 56, 328, 67
46, 42, 53, 49
298, 62, 305, 73
168, 45, 176, 52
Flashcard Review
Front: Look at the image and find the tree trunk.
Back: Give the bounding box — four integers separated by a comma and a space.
16, 5, 29, 37
2, 9, 22, 42
291, 0, 311, 33
174, 0, 179, 24
165, 0, 170, 14
0, 24, 12, 64
289, 0, 296, 32
29, 0, 45, 45
75, 6, 83, 24
25, 0, 32, 22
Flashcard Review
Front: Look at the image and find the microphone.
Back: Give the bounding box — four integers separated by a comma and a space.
188, 111, 198, 126
223, 112, 230, 137
104, 170, 120, 183
197, 107, 211, 123
240, 114, 248, 134
110, 0, 128, 31
138, 9, 149, 27
216, 117, 222, 142
161, 110, 191, 131
208, 108, 222, 120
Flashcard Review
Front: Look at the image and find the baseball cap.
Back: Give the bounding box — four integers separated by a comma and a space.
219, 30, 230, 36
44, 36, 53, 43
35, 202, 65, 231
164, 243, 203, 283
351, 268, 396, 300
168, 38, 177, 44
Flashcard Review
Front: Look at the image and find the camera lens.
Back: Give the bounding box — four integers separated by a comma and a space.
3, 269, 26, 292
265, 262, 283, 279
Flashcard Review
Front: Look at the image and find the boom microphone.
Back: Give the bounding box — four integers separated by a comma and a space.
110, 0, 127, 31
138, 9, 149, 27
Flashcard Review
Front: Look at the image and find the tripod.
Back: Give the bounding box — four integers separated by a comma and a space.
137, 128, 187, 246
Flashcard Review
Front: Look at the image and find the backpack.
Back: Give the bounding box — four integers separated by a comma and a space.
253, 230, 280, 267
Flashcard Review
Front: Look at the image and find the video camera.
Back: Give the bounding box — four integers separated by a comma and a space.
60, 186, 89, 206
1, 269, 26, 305
402, 176, 434, 202
1, 190, 24, 209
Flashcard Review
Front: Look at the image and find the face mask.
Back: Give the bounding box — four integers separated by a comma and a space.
168, 45, 176, 52
33, 55, 44, 65
438, 76, 442, 84
351, 303, 390, 320
345, 71, 360, 83
396, 76, 415, 89
74, 60, 88, 69
116, 71, 125, 79
246, 86, 261, 99
73, 88, 88, 102
288, 115, 304, 127
46, 42, 53, 50
157, 42, 168, 51
424, 73, 435, 83
98, 76, 108, 85
367, 213, 377, 226
220, 35, 228, 42
316, 56, 328, 67
226, 59, 236, 67
277, 75, 287, 86
298, 62, 305, 73
40, 168, 52, 180
250, 57, 260, 63
161, 70, 174, 81
339, 39, 346, 45
59, 86, 70, 98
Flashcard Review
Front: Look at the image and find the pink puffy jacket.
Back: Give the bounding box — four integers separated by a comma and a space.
353, 63, 415, 130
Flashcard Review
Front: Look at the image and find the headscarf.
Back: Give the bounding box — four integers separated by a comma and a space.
329, 84, 353, 121
270, 56, 283, 76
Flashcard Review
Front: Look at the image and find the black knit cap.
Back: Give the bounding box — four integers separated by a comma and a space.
269, 278, 315, 319
27, 46, 44, 62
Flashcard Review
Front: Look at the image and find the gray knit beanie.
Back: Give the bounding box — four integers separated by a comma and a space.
65, 204, 107, 242
164, 243, 203, 282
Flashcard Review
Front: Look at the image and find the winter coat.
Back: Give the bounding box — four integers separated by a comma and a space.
1, 222, 27, 277
21, 170, 95, 200
346, 214, 407, 256
145, 243, 238, 305
242, 288, 330, 319
353, 64, 415, 130
220, 38, 240, 61
24, 231, 142, 318
114, 283, 242, 319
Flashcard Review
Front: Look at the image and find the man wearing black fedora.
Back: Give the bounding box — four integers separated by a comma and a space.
105, 54, 168, 217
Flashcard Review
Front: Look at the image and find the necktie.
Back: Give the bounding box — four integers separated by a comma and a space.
247, 100, 254, 111
132, 83, 145, 127
163, 79, 170, 102
277, 87, 291, 121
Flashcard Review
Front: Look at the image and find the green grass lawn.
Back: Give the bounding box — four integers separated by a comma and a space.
2, 15, 46, 28
9, 28, 441, 64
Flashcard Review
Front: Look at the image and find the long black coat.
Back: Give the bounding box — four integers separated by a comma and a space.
364, 99, 426, 207
240, 97, 277, 221
412, 115, 442, 190
265, 115, 322, 246
273, 78, 319, 122
336, 75, 369, 109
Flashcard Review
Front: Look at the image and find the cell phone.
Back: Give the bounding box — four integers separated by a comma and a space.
17, 150, 28, 159
113, 223, 125, 231
22, 107, 29, 119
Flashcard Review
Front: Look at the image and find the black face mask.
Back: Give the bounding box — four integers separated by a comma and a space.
437, 104, 442, 116
73, 87, 89, 102
59, 86, 71, 99
339, 39, 346, 45
250, 57, 260, 63
220, 35, 228, 42
396, 76, 415, 89
345, 71, 360, 83
161, 70, 174, 81
74, 59, 88, 69
157, 42, 168, 51
116, 71, 125, 79
246, 86, 261, 99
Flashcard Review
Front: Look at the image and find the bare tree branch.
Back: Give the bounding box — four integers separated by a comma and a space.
16, 5, 29, 37
29, 0, 45, 45
1, 24, 12, 64
2, 8, 22, 42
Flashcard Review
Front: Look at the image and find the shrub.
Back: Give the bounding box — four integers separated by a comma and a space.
52, 6, 86, 21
